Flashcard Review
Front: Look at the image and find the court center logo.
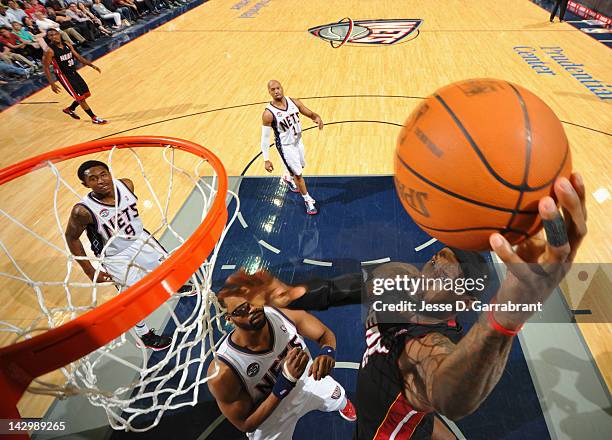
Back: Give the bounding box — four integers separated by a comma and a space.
308, 18, 423, 48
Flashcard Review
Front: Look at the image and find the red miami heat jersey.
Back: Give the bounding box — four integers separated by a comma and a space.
356, 311, 463, 439
50, 41, 76, 74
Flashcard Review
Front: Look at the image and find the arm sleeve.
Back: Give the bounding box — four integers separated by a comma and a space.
261, 126, 272, 161
288, 273, 365, 311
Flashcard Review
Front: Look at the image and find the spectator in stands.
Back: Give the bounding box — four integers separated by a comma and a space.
134, 0, 160, 15
77, 2, 113, 33
46, 0, 68, 14
34, 11, 86, 45
22, 14, 40, 34
0, 39, 37, 70
46, 6, 95, 41
157, 0, 179, 11
0, 5, 13, 29
11, 20, 44, 51
0, 25, 42, 60
22, 14, 49, 49
25, 0, 47, 18
6, 1, 28, 23
91, 0, 123, 28
0, 59, 33, 79
66, 3, 110, 37
113, 0, 142, 20
550, 0, 569, 22
103, 0, 135, 23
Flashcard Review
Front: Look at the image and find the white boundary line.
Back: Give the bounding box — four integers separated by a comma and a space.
335, 361, 359, 369
414, 238, 437, 252
237, 211, 248, 228
221, 264, 236, 270
361, 257, 391, 266
303, 258, 333, 267
258, 240, 281, 254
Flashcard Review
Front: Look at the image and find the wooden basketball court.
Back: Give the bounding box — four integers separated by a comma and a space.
0, 0, 610, 433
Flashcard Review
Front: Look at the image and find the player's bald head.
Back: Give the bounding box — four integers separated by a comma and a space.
267, 80, 284, 100
267, 79, 281, 90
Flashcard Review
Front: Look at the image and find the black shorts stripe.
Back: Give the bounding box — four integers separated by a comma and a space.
55, 65, 90, 102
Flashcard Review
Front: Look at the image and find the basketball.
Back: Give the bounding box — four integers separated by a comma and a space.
394, 78, 572, 251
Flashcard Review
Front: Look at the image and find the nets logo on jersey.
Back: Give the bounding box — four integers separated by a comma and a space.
331, 385, 342, 400
308, 18, 422, 48
247, 362, 260, 377
99, 209, 110, 218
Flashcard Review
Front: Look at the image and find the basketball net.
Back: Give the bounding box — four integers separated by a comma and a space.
0, 138, 236, 432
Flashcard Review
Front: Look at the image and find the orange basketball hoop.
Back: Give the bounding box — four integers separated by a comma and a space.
0, 136, 229, 438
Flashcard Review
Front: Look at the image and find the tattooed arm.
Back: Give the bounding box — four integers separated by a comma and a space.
399, 317, 512, 420
400, 173, 587, 420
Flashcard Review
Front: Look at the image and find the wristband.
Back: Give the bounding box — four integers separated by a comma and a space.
487, 309, 523, 337
272, 366, 297, 399
317, 345, 336, 359
282, 362, 298, 383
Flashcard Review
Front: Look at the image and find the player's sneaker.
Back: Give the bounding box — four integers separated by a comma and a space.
305, 201, 318, 215
338, 399, 357, 422
137, 329, 172, 351
92, 116, 109, 125
282, 175, 299, 193
62, 108, 80, 120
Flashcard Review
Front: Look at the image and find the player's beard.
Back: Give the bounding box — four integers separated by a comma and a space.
234, 309, 267, 331
248, 309, 267, 330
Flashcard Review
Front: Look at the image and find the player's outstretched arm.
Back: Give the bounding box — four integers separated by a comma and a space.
65, 204, 112, 283
400, 174, 587, 420
208, 348, 308, 432
219, 269, 364, 311
42, 48, 60, 94
219, 269, 306, 308
294, 98, 323, 130
261, 109, 274, 172
281, 308, 337, 380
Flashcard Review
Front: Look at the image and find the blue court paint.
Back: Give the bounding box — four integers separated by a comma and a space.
116, 176, 548, 440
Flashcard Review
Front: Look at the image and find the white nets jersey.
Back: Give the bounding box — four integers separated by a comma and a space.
217, 307, 347, 440
266, 97, 301, 147
216, 307, 310, 404
78, 179, 144, 257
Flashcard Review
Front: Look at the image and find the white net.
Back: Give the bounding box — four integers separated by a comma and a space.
0, 140, 237, 431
